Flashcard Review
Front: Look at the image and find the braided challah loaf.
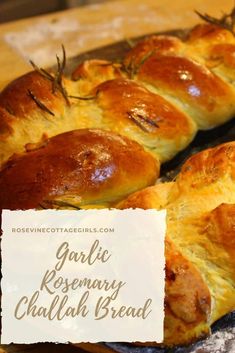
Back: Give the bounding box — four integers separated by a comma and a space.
1, 18, 235, 347
1, 23, 235, 166
0, 129, 158, 210
124, 24, 235, 130
118, 141, 235, 345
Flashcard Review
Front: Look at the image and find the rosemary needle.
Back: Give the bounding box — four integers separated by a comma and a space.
195, 6, 235, 35
27, 90, 55, 116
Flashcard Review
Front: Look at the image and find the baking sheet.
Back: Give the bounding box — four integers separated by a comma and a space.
57, 29, 235, 352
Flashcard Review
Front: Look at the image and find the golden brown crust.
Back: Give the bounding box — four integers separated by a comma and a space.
72, 59, 123, 96
123, 26, 235, 131
185, 24, 235, 84
117, 182, 173, 210
124, 35, 182, 72
169, 203, 235, 326
138, 54, 235, 129
0, 71, 66, 118
95, 78, 192, 138
164, 142, 235, 234
135, 238, 211, 347
202, 203, 235, 281
210, 43, 235, 68
94, 78, 196, 162
72, 59, 122, 81
0, 129, 158, 210
164, 239, 211, 346
117, 184, 211, 346
187, 24, 234, 43
167, 143, 235, 326
2, 26, 235, 165
200, 204, 235, 322
118, 140, 235, 343
176, 141, 235, 191
0, 107, 14, 138
0, 62, 196, 165
0, 23, 235, 347
118, 187, 235, 345
0, 71, 77, 165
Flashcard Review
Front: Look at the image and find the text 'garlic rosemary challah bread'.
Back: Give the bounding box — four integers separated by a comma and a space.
0, 129, 158, 210
118, 141, 235, 346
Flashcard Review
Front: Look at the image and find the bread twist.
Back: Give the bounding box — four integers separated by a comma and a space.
0, 129, 158, 209
118, 141, 235, 345
1, 23, 235, 167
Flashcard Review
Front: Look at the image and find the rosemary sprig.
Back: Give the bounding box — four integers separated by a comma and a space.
122, 61, 135, 79
68, 89, 100, 101
125, 38, 135, 48
40, 199, 81, 210
30, 45, 70, 105
29, 60, 54, 81
195, 6, 235, 35
27, 90, 55, 116
68, 95, 97, 101
54, 46, 70, 105
127, 111, 159, 132
122, 50, 154, 78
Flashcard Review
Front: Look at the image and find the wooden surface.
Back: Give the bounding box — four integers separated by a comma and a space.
0, 0, 234, 352
0, 0, 234, 89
